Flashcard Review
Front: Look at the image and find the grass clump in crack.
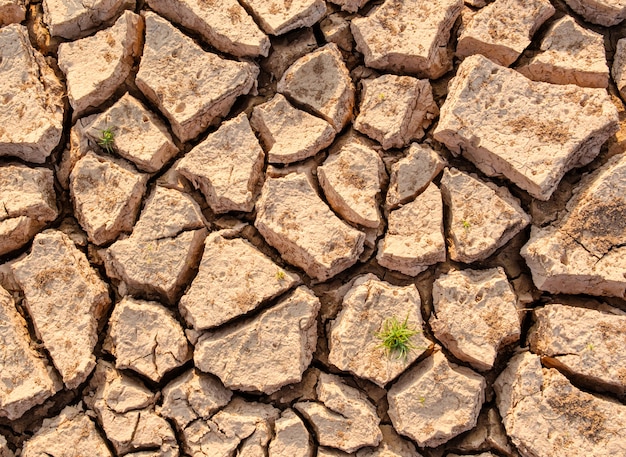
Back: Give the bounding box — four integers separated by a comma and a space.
376, 315, 421, 359
98, 126, 116, 153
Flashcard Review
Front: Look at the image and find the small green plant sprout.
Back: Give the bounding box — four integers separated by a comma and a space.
275, 269, 286, 281
378, 93, 386, 101
98, 126, 116, 153
462, 219, 471, 231
418, 396, 426, 406
587, 343, 595, 351
375, 314, 421, 360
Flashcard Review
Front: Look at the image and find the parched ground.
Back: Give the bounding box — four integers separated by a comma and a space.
1, 0, 626, 456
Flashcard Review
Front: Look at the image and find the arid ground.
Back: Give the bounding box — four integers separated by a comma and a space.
1, 0, 626, 456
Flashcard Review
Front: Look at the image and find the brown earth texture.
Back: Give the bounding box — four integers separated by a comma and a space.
1, 0, 626, 456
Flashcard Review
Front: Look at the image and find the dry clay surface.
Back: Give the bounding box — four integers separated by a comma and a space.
1, 0, 626, 456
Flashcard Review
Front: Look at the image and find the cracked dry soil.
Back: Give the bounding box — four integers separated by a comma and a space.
1, 0, 626, 456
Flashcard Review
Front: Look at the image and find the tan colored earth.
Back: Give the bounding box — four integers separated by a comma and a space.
1, 0, 626, 456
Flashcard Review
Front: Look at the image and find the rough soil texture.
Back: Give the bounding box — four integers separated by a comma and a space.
1, 1, 626, 456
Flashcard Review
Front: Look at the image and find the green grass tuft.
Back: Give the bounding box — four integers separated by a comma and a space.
98, 127, 116, 153
375, 315, 421, 360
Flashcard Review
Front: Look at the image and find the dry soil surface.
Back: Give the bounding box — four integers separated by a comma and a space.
1, 0, 626, 456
